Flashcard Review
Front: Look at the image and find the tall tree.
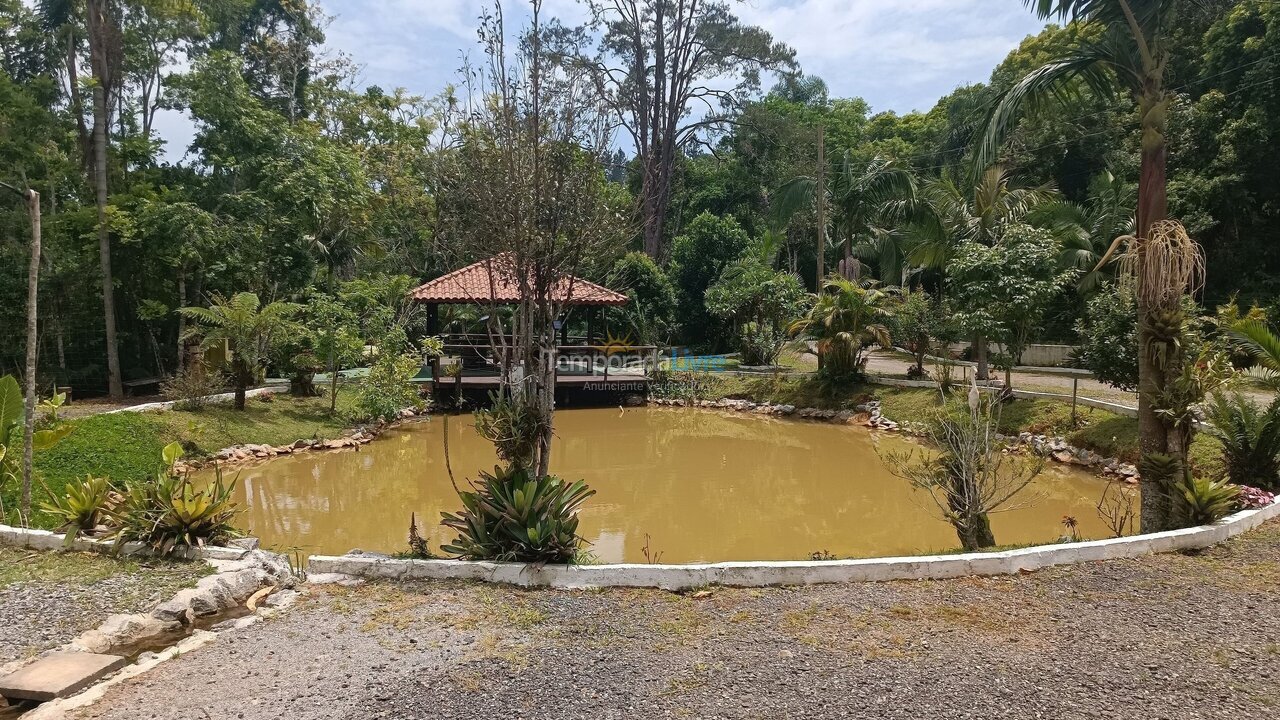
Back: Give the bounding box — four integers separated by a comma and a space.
435, 1, 626, 476
773, 153, 918, 285
582, 0, 794, 257
910, 166, 1057, 379
84, 0, 124, 398
977, 0, 1204, 532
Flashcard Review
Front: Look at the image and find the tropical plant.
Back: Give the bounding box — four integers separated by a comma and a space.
179, 292, 301, 410
440, 465, 596, 564
474, 393, 546, 470
773, 153, 918, 283
1174, 475, 1240, 527
889, 288, 958, 379
705, 255, 808, 366
882, 395, 1045, 551
978, 0, 1196, 534
107, 444, 241, 555
787, 276, 892, 379
947, 225, 1076, 389
908, 166, 1059, 381
1203, 393, 1280, 491
1033, 170, 1135, 294
1229, 319, 1280, 388
1, 375, 73, 523
606, 251, 679, 346
39, 475, 115, 547
1235, 485, 1276, 511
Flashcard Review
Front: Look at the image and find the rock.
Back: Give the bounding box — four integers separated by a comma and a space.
0, 652, 128, 702
1052, 450, 1073, 464
776, 405, 796, 415
834, 410, 855, 424
292, 439, 310, 450
95, 613, 179, 648
263, 588, 300, 609
193, 576, 235, 613
230, 537, 261, 551
151, 589, 198, 625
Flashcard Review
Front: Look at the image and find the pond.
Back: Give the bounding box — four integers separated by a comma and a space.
218, 407, 1117, 564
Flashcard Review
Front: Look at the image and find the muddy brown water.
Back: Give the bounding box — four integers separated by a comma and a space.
211, 407, 1117, 564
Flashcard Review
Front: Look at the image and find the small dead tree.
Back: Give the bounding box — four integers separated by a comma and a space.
1096, 482, 1137, 539
883, 396, 1045, 551
434, 1, 627, 476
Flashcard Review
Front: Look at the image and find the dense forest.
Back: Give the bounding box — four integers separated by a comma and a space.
1, 0, 1278, 396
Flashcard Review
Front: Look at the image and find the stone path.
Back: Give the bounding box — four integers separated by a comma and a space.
67, 520, 1280, 719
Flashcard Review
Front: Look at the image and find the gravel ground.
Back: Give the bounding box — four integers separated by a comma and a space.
66, 520, 1280, 720
0, 548, 209, 665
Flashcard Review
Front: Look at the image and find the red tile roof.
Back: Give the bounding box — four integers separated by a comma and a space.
407, 254, 629, 306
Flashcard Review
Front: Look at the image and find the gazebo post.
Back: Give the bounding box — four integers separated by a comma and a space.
586, 306, 596, 346
426, 303, 441, 397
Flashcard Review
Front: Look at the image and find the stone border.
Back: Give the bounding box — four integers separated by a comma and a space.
307, 500, 1280, 591
173, 407, 425, 473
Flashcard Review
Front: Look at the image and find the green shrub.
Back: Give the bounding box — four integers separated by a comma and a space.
351, 352, 422, 423
440, 465, 595, 564
1203, 392, 1280, 490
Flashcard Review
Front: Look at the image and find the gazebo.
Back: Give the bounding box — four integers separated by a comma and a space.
409, 253, 629, 342
407, 254, 656, 400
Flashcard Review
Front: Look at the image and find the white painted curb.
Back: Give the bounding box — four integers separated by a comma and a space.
0, 524, 249, 561
99, 384, 289, 415
307, 500, 1280, 591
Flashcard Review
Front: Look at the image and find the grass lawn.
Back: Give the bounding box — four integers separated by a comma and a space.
654, 371, 1225, 476
0, 546, 208, 588
6, 390, 364, 529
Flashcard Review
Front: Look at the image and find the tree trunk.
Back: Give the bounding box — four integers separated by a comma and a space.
815, 125, 825, 291
86, 0, 123, 399
955, 513, 996, 552
20, 190, 41, 527
233, 360, 249, 411
1136, 86, 1173, 533
974, 334, 989, 381
176, 269, 186, 375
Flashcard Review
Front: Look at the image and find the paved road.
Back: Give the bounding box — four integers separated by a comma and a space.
70, 520, 1280, 719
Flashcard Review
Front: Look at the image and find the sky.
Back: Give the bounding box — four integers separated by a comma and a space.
156, 0, 1050, 161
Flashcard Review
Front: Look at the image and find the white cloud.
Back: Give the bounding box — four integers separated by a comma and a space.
736, 0, 1044, 112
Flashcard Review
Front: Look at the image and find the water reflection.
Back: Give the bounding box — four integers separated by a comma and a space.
215, 407, 1116, 563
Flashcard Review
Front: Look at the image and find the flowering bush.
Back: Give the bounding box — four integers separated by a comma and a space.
1235, 485, 1277, 510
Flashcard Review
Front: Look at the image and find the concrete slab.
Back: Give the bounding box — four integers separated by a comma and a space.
0, 652, 127, 702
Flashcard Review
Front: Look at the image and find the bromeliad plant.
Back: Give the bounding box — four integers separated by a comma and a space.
107, 442, 242, 556
440, 465, 595, 564
39, 475, 116, 547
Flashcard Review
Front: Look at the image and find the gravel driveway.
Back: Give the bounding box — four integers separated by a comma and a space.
0, 548, 208, 666
65, 520, 1280, 719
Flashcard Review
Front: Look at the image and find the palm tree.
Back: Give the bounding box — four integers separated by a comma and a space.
1033, 171, 1135, 295
179, 293, 301, 410
977, 0, 1196, 532
773, 153, 917, 283
907, 166, 1057, 379
1230, 319, 1280, 389
788, 276, 892, 377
